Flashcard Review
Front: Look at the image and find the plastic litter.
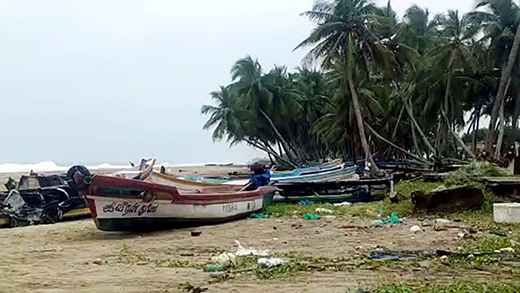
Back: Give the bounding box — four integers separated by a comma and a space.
334, 202, 352, 207
235, 240, 271, 256
249, 213, 267, 219
209, 272, 229, 278
410, 225, 421, 233
204, 264, 224, 272
258, 257, 284, 269
374, 213, 402, 226
434, 219, 451, 231
298, 200, 313, 206
315, 208, 333, 214
211, 252, 236, 268
303, 214, 320, 220
322, 215, 337, 221
371, 254, 403, 260
500, 247, 515, 253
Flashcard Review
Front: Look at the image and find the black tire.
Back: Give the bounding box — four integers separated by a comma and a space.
66, 165, 92, 191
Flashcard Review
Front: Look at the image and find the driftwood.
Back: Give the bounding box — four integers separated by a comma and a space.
412, 186, 484, 213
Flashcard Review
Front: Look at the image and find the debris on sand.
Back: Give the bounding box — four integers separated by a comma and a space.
303, 214, 320, 220
433, 219, 451, 231
410, 225, 421, 233
0, 170, 90, 228
258, 257, 284, 269
374, 213, 403, 226
315, 208, 333, 214
235, 240, 271, 256
412, 186, 483, 213
211, 252, 236, 268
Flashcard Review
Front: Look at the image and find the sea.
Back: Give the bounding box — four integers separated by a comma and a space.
0, 161, 217, 174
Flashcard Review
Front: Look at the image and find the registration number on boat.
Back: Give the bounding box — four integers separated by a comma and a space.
222, 203, 238, 213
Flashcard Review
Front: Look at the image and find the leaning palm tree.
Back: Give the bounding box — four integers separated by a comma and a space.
230, 56, 299, 164
201, 85, 297, 167
201, 86, 243, 143
427, 10, 479, 158
469, 0, 520, 152
295, 0, 397, 173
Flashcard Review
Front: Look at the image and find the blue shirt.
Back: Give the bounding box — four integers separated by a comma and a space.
247, 170, 271, 190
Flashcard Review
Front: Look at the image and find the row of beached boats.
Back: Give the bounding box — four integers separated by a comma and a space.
1, 160, 366, 231
79, 160, 361, 231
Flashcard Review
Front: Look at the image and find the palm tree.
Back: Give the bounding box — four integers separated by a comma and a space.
295, 0, 396, 173
201, 86, 242, 143
230, 56, 299, 163
397, 5, 438, 54
469, 0, 520, 152
428, 10, 479, 158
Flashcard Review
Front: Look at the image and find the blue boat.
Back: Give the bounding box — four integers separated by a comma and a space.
270, 164, 358, 183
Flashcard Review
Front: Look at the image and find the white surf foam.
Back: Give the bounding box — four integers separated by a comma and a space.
0, 161, 67, 174
0, 161, 131, 174
0, 160, 248, 174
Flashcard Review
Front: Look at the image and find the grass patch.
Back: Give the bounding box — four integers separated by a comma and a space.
154, 258, 191, 268
265, 180, 440, 220
208, 252, 355, 282
357, 281, 520, 293
463, 237, 520, 254
266, 198, 413, 220
116, 243, 150, 265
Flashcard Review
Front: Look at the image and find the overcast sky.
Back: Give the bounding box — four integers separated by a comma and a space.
0, 0, 474, 165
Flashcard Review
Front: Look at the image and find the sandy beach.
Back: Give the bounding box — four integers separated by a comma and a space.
0, 215, 500, 293
1, 166, 520, 292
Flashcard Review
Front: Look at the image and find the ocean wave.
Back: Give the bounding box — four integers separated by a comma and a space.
0, 160, 246, 174
0, 161, 131, 174
0, 162, 68, 174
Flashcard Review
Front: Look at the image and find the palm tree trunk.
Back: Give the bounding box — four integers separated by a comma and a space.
392, 105, 405, 140
243, 138, 297, 168
441, 109, 476, 159
364, 123, 432, 165
267, 153, 274, 165
472, 108, 480, 152
486, 23, 520, 152
347, 73, 380, 174
441, 75, 452, 156
494, 78, 511, 159
466, 114, 475, 136
260, 110, 298, 164
261, 139, 280, 158
402, 97, 437, 156
346, 34, 379, 174
409, 101, 419, 154
495, 100, 505, 160
513, 92, 520, 130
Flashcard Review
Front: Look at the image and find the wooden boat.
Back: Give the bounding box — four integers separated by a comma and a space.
82, 174, 277, 231
269, 164, 358, 183
149, 171, 240, 191
271, 162, 344, 178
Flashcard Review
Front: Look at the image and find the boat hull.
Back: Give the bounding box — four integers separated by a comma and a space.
84, 175, 276, 231
270, 165, 357, 183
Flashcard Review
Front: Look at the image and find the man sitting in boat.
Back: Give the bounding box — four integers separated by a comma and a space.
245, 164, 271, 191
